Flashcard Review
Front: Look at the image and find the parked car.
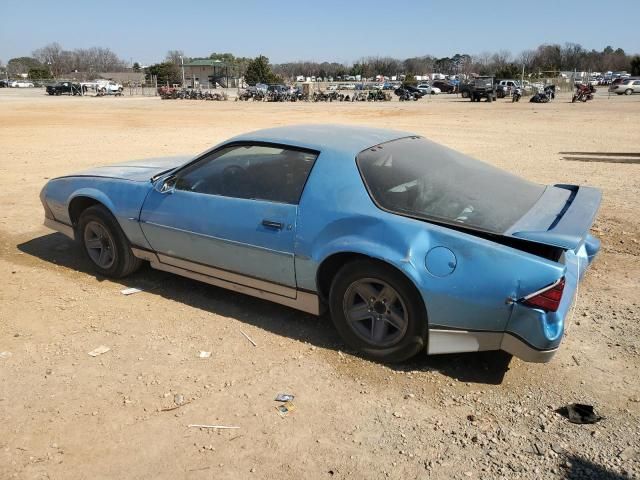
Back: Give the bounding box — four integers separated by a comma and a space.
41, 125, 601, 363
9, 80, 35, 88
431, 80, 455, 93
416, 83, 432, 95
46, 81, 83, 96
402, 85, 426, 97
608, 77, 627, 91
94, 80, 124, 95
0, 79, 8, 88
610, 78, 640, 95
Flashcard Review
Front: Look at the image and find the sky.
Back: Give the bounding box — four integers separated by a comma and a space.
1, 0, 638, 66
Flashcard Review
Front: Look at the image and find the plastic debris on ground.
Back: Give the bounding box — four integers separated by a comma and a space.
557, 403, 603, 424
198, 351, 212, 358
275, 401, 296, 417
0, 351, 12, 360
239, 330, 257, 346
88, 345, 110, 357
275, 393, 295, 402
187, 424, 240, 429
121, 287, 143, 296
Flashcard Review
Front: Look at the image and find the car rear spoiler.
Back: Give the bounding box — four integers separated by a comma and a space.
505, 185, 602, 251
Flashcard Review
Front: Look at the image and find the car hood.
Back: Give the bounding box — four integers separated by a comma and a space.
62, 156, 191, 182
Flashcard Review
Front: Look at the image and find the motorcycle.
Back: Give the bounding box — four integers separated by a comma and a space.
511, 87, 522, 102
572, 83, 596, 103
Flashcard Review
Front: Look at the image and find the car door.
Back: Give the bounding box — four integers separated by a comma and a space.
139, 143, 319, 294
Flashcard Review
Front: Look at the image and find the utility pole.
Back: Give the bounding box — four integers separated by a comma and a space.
180, 56, 185, 87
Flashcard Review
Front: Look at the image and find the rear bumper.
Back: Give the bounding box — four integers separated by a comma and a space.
500, 333, 558, 363
503, 238, 599, 358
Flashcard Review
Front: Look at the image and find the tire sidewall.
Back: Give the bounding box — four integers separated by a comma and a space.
78, 206, 128, 277
329, 260, 428, 363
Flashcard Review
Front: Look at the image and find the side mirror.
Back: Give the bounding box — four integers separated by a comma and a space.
155, 175, 176, 194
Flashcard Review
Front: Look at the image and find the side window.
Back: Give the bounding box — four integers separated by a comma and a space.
175, 144, 318, 204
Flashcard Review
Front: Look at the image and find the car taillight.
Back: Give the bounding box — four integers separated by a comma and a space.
522, 278, 565, 312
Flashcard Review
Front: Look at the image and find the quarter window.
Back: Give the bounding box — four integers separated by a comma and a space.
175, 144, 318, 204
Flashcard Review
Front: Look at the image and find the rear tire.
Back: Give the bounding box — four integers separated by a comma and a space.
329, 260, 427, 363
625, 89, 633, 95
78, 205, 142, 278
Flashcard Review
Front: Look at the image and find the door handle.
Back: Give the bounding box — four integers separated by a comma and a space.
262, 220, 284, 230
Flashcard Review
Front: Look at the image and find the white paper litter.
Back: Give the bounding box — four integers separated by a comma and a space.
0, 351, 12, 360
88, 345, 110, 357
198, 351, 212, 358
121, 288, 143, 296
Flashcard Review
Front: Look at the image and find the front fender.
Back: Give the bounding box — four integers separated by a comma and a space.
43, 177, 153, 249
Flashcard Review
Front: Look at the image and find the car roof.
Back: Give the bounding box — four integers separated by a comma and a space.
226, 124, 412, 155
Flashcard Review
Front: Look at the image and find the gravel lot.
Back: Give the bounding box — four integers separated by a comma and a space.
0, 87, 639, 480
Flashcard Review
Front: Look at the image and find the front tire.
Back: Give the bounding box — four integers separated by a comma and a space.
78, 205, 141, 278
625, 89, 633, 95
329, 260, 427, 363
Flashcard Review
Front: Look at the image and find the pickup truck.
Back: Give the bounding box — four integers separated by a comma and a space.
46, 81, 84, 96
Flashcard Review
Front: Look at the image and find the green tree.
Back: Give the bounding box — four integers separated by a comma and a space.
145, 62, 181, 85
403, 74, 417, 86
631, 56, 640, 76
28, 67, 52, 80
244, 55, 279, 85
132, 62, 141, 72
7, 56, 42, 75
494, 63, 522, 79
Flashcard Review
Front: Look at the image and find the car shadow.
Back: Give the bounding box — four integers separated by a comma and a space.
562, 455, 630, 480
18, 232, 512, 385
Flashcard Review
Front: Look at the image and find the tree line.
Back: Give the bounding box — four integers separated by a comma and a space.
3, 42, 128, 79
3, 42, 639, 83
274, 44, 637, 80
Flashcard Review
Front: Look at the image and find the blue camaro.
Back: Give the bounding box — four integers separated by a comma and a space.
40, 125, 601, 363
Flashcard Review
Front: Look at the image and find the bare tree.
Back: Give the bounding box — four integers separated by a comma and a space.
165, 50, 185, 66
491, 50, 512, 69
33, 42, 64, 76
517, 50, 536, 70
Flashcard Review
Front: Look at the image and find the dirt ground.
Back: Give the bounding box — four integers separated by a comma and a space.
0, 88, 639, 480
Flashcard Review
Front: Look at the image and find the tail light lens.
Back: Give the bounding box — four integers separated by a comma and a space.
522, 278, 565, 312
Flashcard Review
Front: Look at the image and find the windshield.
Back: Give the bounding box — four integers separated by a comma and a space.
356, 137, 545, 233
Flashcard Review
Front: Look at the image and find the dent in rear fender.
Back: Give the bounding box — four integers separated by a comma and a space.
504, 251, 579, 351
414, 229, 566, 332
294, 145, 565, 332
296, 210, 565, 332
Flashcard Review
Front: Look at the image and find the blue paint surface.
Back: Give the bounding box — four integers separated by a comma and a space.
40, 125, 602, 355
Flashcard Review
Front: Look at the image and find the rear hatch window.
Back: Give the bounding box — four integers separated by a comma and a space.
356, 136, 545, 234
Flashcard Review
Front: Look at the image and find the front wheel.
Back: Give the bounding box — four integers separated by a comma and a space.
78, 205, 142, 278
329, 260, 427, 363
625, 89, 633, 95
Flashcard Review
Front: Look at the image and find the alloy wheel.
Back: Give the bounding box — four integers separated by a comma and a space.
342, 278, 409, 347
